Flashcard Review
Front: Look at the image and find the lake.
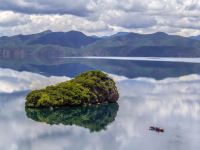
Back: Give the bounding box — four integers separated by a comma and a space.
1, 57, 200, 150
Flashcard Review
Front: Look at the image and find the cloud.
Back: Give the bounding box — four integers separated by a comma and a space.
0, 0, 92, 16
101, 11, 157, 29
0, 0, 200, 36
0, 11, 30, 27
0, 12, 112, 36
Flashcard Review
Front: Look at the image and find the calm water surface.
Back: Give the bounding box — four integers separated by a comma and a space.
1, 57, 200, 150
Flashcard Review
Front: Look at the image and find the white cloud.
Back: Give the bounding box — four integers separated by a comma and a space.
0, 0, 199, 36
100, 10, 156, 29
0, 12, 113, 36
0, 11, 30, 27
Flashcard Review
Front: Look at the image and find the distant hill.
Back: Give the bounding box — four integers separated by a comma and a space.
80, 32, 200, 57
0, 30, 99, 48
190, 35, 200, 41
110, 32, 130, 37
30, 30, 100, 48
1, 30, 200, 58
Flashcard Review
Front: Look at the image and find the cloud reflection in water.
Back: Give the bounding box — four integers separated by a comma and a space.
1, 68, 200, 150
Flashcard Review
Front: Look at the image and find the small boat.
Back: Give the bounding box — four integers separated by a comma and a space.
149, 126, 164, 133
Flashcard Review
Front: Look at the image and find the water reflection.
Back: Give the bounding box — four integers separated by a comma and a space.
1, 56, 200, 79
1, 68, 200, 149
0, 68, 69, 93
25, 103, 119, 132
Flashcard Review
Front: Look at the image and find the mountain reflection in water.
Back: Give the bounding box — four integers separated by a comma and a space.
1, 56, 200, 79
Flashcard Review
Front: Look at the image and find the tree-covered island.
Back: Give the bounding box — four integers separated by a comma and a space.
25, 70, 119, 107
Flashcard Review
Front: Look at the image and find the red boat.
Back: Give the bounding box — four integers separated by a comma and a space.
149, 126, 164, 133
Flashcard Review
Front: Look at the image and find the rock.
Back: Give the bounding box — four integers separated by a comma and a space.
25, 70, 119, 107
25, 103, 119, 132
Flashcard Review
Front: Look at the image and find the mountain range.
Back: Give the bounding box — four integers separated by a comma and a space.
190, 35, 200, 41
1, 30, 200, 58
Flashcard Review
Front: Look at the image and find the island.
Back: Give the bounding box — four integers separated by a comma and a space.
25, 70, 119, 107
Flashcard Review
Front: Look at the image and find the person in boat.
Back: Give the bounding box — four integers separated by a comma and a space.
149, 126, 164, 132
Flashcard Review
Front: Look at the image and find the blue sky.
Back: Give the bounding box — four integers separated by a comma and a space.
0, 0, 199, 36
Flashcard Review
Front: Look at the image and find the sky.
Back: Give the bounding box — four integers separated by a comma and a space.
0, 0, 200, 37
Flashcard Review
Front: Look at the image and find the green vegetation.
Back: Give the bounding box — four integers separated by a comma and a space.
25, 70, 119, 107
25, 103, 119, 132
1, 30, 200, 58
